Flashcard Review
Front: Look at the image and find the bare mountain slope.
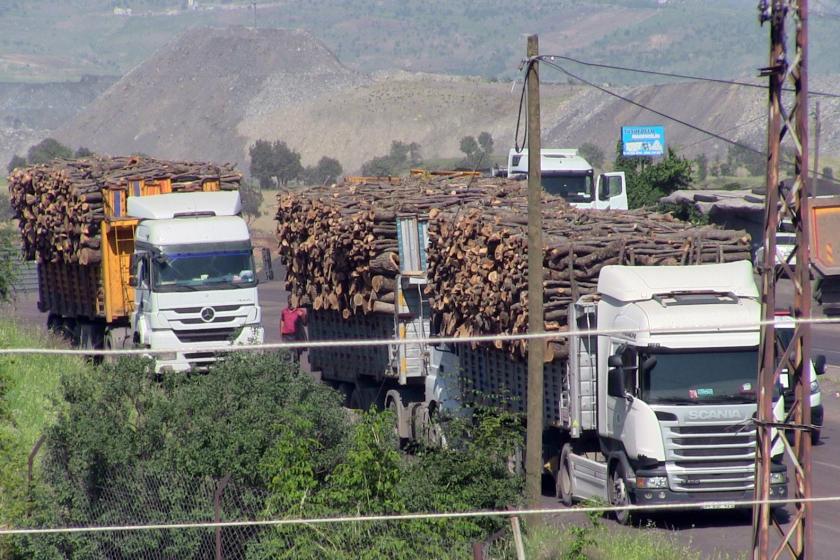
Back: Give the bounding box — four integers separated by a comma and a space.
56, 26, 840, 174
56, 27, 362, 166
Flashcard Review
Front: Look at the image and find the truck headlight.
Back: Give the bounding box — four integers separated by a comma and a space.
770, 471, 787, 485
810, 380, 820, 394
156, 352, 178, 361
636, 476, 668, 489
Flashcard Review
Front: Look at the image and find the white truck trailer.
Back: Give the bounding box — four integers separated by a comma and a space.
507, 148, 628, 210
307, 221, 786, 519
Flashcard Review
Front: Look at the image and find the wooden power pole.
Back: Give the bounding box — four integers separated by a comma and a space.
525, 33, 545, 522
753, 1, 813, 558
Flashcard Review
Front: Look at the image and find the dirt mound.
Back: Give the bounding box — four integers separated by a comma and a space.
54, 26, 840, 175
56, 26, 361, 168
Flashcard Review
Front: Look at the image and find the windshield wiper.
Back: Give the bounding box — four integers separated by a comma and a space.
652, 397, 702, 405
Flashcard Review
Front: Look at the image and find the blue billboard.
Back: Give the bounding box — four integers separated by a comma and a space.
621, 125, 665, 157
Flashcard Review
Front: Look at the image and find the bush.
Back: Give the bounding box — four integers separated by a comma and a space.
614, 142, 694, 208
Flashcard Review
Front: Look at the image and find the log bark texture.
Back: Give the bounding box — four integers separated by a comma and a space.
275, 176, 752, 360
8, 156, 241, 264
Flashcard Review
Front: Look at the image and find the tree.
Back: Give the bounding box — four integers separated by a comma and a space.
6, 155, 26, 174
304, 156, 343, 185
822, 166, 834, 180
0, 229, 18, 302
248, 140, 303, 188
26, 138, 73, 165
239, 180, 263, 223
360, 141, 423, 176
74, 146, 93, 158
694, 153, 709, 182
614, 141, 694, 209
477, 132, 494, 158
578, 142, 605, 169
459, 136, 479, 162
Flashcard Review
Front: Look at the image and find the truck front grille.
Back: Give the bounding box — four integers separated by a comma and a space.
174, 328, 237, 343
662, 421, 757, 492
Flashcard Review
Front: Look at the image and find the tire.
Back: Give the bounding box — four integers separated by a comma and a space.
609, 462, 633, 525
812, 428, 821, 445
557, 443, 574, 507
386, 397, 407, 449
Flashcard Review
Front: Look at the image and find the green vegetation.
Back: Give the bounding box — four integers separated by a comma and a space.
614, 142, 694, 208
459, 132, 494, 170
360, 140, 423, 176
0, 321, 87, 529
4, 349, 523, 558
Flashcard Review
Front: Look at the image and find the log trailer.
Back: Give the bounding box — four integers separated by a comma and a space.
37, 179, 263, 371
306, 219, 786, 519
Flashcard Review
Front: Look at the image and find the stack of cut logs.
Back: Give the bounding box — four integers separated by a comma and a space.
276, 176, 752, 360
8, 156, 240, 265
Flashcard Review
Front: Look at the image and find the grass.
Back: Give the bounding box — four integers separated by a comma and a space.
507, 522, 746, 560
0, 319, 88, 521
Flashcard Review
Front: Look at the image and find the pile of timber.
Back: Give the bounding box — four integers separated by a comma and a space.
7, 156, 240, 265
276, 176, 751, 359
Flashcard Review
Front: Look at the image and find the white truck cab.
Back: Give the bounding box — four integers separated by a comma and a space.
559, 261, 786, 521
507, 148, 627, 210
127, 191, 264, 372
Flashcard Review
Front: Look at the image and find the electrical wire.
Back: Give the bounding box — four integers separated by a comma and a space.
539, 53, 840, 99
537, 57, 766, 156
536, 57, 840, 184
512, 60, 531, 153
2, 495, 839, 535
3, 315, 839, 357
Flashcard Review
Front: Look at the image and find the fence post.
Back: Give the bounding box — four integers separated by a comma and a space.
214, 473, 231, 560
510, 516, 526, 560
472, 541, 484, 560
27, 434, 46, 487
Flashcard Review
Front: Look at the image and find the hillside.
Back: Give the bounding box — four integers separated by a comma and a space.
53, 26, 840, 174
4, 1, 840, 83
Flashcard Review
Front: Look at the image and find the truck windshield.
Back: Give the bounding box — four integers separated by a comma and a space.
541, 172, 593, 203
152, 250, 256, 292
640, 348, 758, 405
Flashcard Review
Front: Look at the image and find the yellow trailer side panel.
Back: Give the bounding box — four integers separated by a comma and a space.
101, 218, 138, 323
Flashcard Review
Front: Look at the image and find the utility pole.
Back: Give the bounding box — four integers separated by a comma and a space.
813, 100, 820, 180
753, 1, 812, 558
525, 33, 545, 524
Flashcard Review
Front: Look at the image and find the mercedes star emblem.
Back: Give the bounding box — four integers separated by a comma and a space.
200, 307, 216, 322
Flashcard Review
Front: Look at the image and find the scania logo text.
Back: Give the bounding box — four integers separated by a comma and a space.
200, 307, 215, 322
687, 409, 743, 420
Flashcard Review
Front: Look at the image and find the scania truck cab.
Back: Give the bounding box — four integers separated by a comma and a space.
557, 261, 786, 522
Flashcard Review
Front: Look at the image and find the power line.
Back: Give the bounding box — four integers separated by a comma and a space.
536, 57, 766, 156
540, 53, 840, 99
2, 315, 838, 357
536, 57, 840, 184
3, 495, 840, 536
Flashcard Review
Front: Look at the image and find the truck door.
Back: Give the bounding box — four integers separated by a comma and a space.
131, 254, 151, 339
595, 172, 627, 210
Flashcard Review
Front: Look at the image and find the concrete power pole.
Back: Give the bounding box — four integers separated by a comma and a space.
814, 100, 821, 180
525, 34, 545, 523
753, 1, 813, 558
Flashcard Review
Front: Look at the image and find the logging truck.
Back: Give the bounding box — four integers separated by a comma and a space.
507, 148, 628, 210
307, 222, 786, 519
38, 183, 264, 372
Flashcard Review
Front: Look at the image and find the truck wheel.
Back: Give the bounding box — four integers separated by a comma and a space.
386, 396, 408, 449
609, 462, 633, 525
812, 428, 821, 445
557, 443, 574, 507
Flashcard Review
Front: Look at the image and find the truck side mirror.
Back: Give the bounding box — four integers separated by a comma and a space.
599, 175, 610, 200
128, 275, 138, 288
814, 354, 827, 376
608, 366, 625, 398
608, 355, 623, 368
